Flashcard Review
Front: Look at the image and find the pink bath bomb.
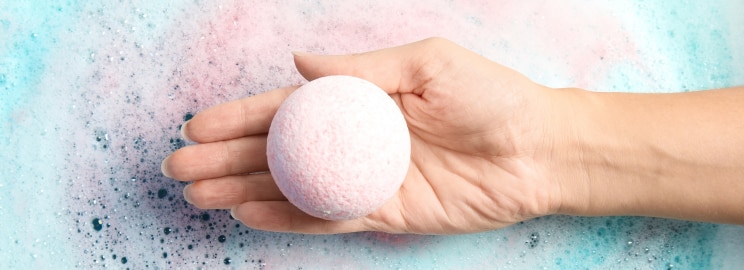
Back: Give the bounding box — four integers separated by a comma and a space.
267, 75, 410, 220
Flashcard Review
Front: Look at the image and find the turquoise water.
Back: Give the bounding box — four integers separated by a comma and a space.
1, 1, 742, 268
634, 0, 736, 91
1, 1, 78, 119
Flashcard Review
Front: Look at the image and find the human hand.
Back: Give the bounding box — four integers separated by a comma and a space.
161, 38, 567, 234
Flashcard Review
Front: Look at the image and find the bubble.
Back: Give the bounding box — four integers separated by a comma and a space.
169, 138, 185, 150
92, 218, 103, 231
526, 232, 539, 249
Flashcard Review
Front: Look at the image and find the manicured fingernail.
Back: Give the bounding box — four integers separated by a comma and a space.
230, 206, 241, 221
180, 120, 192, 142
182, 185, 193, 204
161, 156, 172, 178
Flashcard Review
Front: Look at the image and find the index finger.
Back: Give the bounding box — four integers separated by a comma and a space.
182, 86, 298, 143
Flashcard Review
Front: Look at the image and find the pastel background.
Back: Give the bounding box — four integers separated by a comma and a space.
1, 0, 743, 269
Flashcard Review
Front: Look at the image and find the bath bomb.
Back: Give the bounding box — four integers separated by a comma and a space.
267, 75, 410, 221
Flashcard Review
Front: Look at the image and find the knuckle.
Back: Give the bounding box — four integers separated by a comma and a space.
420, 37, 453, 48
408, 38, 459, 79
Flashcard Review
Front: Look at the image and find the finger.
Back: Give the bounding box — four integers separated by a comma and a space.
162, 135, 268, 180
183, 173, 285, 209
182, 86, 298, 143
293, 37, 463, 95
231, 201, 367, 234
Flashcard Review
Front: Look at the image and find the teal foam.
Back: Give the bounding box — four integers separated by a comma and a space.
0, 2, 82, 267
638, 0, 735, 90
555, 217, 718, 269
0, 1, 80, 133
599, 1, 736, 93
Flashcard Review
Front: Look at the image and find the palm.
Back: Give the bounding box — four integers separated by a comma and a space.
368, 141, 525, 234
366, 76, 550, 234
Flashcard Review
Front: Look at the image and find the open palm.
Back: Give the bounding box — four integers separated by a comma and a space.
162, 38, 562, 234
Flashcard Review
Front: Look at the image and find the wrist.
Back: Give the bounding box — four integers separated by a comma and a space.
542, 87, 744, 224
541, 88, 659, 217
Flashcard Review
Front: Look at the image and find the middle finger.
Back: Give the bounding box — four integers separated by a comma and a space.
163, 135, 268, 181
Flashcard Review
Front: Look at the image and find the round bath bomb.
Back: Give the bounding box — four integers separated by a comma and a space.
267, 75, 410, 221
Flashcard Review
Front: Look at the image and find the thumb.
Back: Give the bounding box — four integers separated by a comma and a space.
292, 37, 457, 95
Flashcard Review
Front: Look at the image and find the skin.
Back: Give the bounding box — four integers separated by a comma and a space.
161, 38, 744, 235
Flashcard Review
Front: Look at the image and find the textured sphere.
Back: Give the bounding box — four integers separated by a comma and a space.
267, 75, 410, 220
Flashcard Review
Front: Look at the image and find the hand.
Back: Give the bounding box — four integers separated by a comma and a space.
161, 38, 565, 234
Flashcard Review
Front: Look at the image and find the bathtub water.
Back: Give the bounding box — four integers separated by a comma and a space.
1, 1, 743, 269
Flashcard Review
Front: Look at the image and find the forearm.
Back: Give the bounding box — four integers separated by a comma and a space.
552, 86, 744, 224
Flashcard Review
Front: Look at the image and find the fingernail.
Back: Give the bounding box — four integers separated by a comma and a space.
180, 120, 192, 142
182, 185, 193, 204
230, 206, 241, 221
161, 156, 172, 178
291, 51, 310, 57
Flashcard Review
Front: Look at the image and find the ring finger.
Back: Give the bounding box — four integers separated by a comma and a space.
184, 172, 285, 209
